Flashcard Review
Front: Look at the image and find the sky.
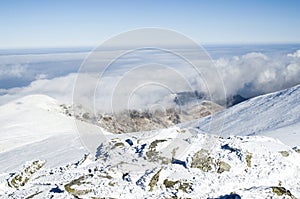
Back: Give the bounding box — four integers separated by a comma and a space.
0, 0, 300, 109
0, 0, 300, 48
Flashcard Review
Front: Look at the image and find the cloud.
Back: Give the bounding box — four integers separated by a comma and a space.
0, 64, 27, 78
0, 48, 300, 112
287, 50, 300, 58
0, 73, 77, 105
0, 51, 86, 89
215, 49, 300, 98
73, 48, 216, 112
35, 73, 48, 80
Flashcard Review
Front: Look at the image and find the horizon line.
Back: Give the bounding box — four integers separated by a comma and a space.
1, 42, 300, 51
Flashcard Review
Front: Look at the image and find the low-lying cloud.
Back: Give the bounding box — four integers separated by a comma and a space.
0, 51, 86, 89
0, 47, 300, 112
0, 64, 26, 78
216, 50, 300, 98
0, 73, 77, 105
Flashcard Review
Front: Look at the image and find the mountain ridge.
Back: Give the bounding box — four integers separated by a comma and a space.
182, 83, 300, 146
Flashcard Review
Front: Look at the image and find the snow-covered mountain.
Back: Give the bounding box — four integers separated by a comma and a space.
0, 95, 101, 172
0, 95, 75, 153
183, 84, 300, 147
0, 84, 300, 198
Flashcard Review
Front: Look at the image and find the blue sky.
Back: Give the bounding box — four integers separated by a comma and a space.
0, 0, 300, 48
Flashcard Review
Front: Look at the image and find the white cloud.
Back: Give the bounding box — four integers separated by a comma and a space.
215, 49, 300, 98
0, 49, 300, 111
35, 73, 48, 80
287, 50, 300, 58
242, 52, 268, 60
0, 73, 77, 105
0, 64, 26, 78
0, 51, 86, 89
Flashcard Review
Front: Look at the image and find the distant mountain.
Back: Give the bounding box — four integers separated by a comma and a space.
173, 90, 248, 107
94, 101, 223, 134
64, 90, 223, 134
226, 94, 249, 107
173, 91, 206, 106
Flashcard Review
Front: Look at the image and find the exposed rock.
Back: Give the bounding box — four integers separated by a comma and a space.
149, 168, 162, 191
246, 152, 252, 167
191, 149, 213, 172
8, 160, 46, 188
98, 101, 223, 134
292, 146, 300, 153
67, 100, 223, 134
64, 175, 93, 197
163, 179, 193, 193
279, 151, 289, 157
271, 186, 297, 199
146, 139, 170, 164
217, 161, 231, 173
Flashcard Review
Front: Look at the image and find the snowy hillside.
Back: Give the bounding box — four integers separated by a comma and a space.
0, 84, 300, 198
0, 95, 75, 153
183, 84, 300, 147
0, 95, 102, 172
0, 128, 299, 198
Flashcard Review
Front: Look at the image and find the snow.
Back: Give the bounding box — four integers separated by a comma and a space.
0, 128, 299, 198
0, 95, 75, 153
0, 85, 300, 198
0, 94, 107, 173
182, 84, 300, 147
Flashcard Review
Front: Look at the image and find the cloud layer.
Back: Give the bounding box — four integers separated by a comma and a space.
216, 50, 300, 98
0, 47, 300, 112
0, 51, 86, 89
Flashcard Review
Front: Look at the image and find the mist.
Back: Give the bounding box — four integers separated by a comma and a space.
0, 46, 299, 113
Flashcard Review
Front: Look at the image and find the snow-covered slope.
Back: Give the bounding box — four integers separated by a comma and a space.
0, 95, 75, 153
183, 84, 300, 147
0, 95, 93, 172
0, 84, 300, 198
0, 127, 299, 198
